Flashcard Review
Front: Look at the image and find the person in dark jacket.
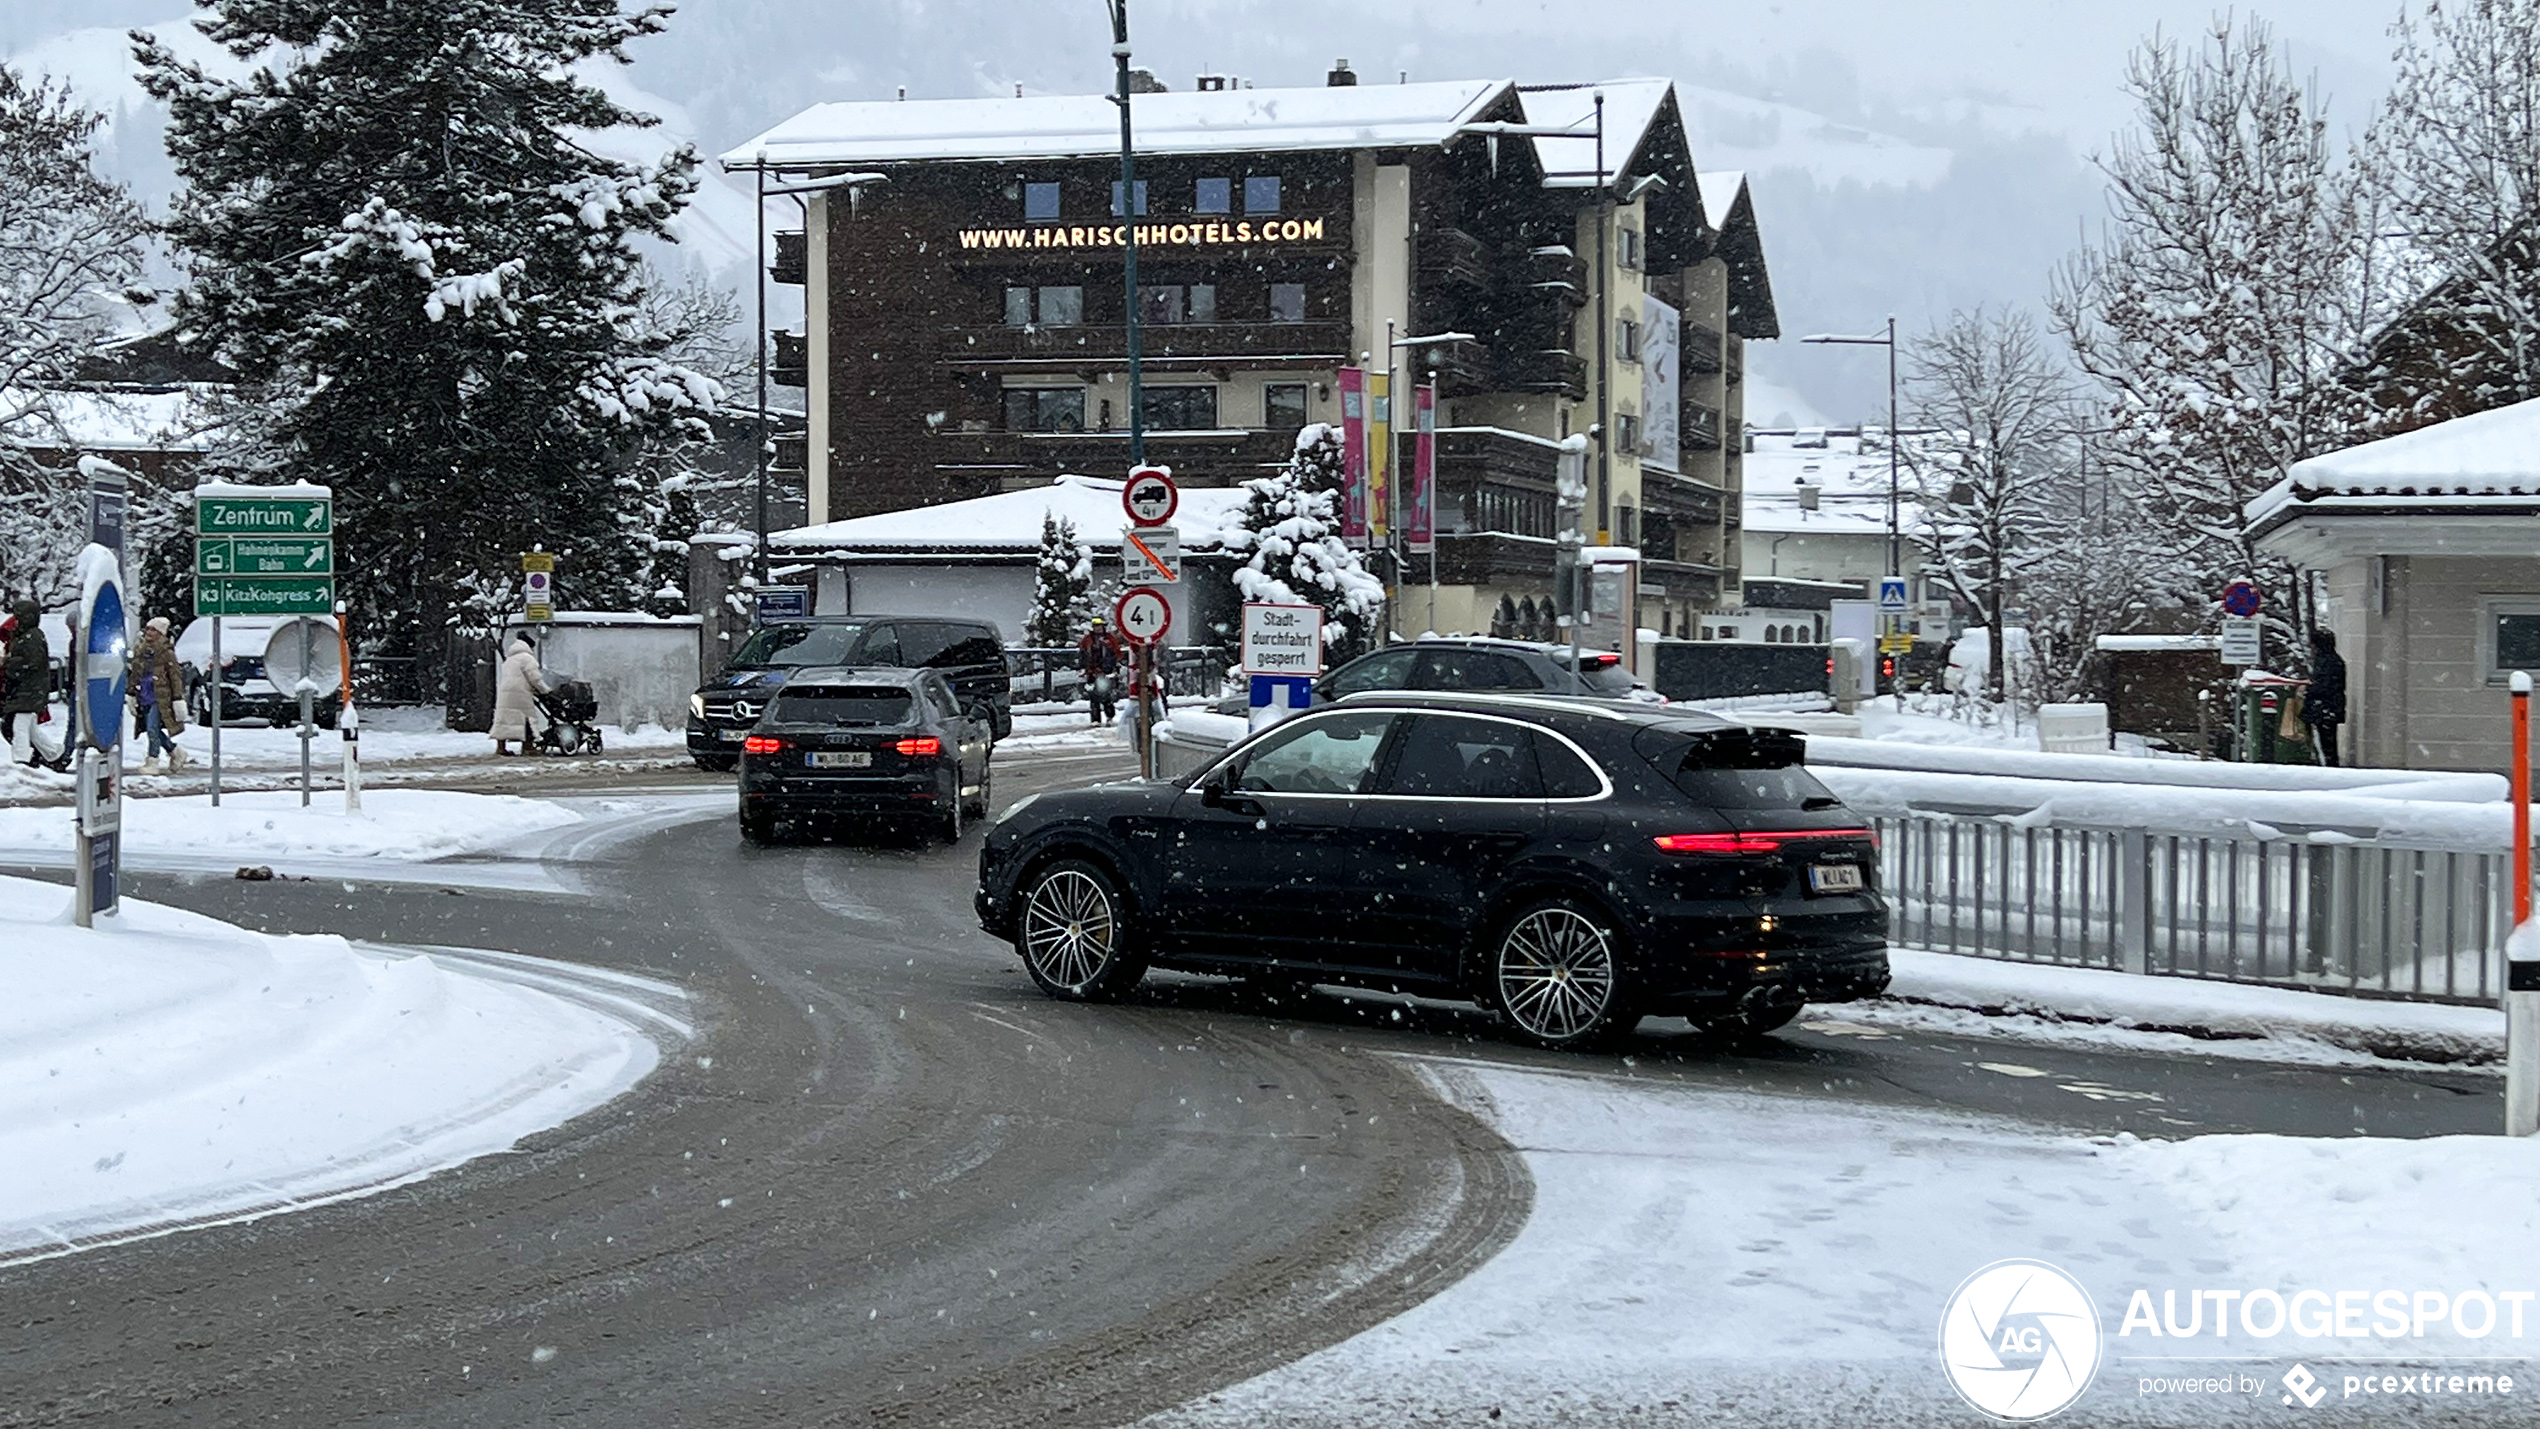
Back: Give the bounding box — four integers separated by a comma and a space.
1077, 617, 1122, 726
2, 597, 68, 770
2304, 628, 2348, 767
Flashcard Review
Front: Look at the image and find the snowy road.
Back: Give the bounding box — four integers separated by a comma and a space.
0, 746, 2511, 1428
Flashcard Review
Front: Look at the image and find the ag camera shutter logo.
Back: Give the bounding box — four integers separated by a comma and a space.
1939, 1259, 2103, 1420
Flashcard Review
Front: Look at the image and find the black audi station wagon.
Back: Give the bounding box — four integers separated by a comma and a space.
738, 666, 993, 844
975, 692, 1889, 1050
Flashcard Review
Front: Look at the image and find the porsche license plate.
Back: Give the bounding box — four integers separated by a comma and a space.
1808, 862, 1865, 894
807, 751, 872, 769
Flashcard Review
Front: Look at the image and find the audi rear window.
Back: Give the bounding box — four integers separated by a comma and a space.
773, 686, 912, 725
1632, 725, 1842, 811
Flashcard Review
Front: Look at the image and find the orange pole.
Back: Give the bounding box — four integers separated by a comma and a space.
2516, 674, 2532, 928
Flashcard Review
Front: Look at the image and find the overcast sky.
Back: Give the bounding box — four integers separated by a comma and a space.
12, 0, 2425, 421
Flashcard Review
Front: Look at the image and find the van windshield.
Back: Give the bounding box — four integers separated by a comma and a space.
730, 622, 869, 668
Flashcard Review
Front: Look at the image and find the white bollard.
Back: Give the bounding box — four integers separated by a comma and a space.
341, 697, 362, 815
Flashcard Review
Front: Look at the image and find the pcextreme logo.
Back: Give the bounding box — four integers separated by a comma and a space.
1939, 1259, 2105, 1421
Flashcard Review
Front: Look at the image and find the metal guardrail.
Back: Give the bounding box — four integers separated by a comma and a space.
1870, 812, 2513, 1006
1006, 645, 1231, 702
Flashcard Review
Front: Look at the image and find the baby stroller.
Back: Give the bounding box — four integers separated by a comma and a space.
534, 678, 604, 755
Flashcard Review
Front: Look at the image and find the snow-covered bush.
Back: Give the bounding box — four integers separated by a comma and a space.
1225, 425, 1385, 663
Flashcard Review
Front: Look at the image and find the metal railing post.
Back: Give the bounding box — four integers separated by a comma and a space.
2117, 827, 2151, 976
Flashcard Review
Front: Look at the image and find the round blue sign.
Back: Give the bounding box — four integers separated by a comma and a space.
82, 578, 128, 751
2222, 581, 2261, 618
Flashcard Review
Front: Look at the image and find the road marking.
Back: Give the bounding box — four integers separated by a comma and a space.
968, 1007, 1042, 1040
1976, 1061, 2052, 1078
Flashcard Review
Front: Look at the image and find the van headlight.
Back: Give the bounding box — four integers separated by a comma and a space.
689, 693, 706, 720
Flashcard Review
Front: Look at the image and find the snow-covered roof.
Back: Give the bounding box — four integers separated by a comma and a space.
15, 388, 222, 452
723, 79, 1513, 169
1741, 429, 1921, 536
2247, 398, 2540, 527
1696, 170, 1746, 231
1518, 80, 1671, 188
771, 473, 1253, 553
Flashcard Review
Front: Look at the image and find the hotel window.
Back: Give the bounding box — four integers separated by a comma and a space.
1142, 385, 1219, 431
1617, 226, 1643, 270
1110, 179, 1149, 217
1244, 175, 1282, 215
1137, 284, 1185, 325
1194, 177, 1232, 214
1616, 504, 1639, 546
1618, 316, 1642, 362
1264, 382, 1308, 431
1187, 283, 1217, 323
1616, 412, 1642, 453
1037, 285, 1083, 326
1023, 181, 1060, 222
1003, 285, 1082, 327
1268, 281, 1307, 323
1002, 386, 1085, 432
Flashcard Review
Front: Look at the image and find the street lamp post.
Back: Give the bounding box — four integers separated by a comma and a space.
1388, 329, 1475, 636
1799, 317, 1901, 577
1107, 0, 1144, 469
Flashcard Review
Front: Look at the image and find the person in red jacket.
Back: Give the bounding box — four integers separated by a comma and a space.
1077, 617, 1122, 726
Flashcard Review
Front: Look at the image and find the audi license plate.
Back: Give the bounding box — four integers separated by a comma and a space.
1808, 862, 1865, 894
807, 751, 872, 769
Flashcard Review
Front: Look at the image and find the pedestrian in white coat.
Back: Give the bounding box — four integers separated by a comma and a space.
491, 637, 547, 756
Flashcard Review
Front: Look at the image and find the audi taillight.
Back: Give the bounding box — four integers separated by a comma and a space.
1652, 828, 1872, 855
742, 735, 784, 755
895, 736, 942, 757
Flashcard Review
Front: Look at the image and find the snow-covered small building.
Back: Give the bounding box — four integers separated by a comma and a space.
1739, 426, 1942, 637
769, 474, 1254, 644
2248, 398, 2540, 772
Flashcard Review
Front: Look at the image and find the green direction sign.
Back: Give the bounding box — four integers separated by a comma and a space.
198, 536, 333, 577
194, 576, 335, 617
198, 494, 332, 537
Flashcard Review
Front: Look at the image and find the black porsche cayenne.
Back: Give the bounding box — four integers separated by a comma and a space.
975, 692, 1889, 1050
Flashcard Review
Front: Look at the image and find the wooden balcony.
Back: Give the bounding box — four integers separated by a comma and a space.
1685, 400, 1723, 451
771, 230, 806, 286
1496, 347, 1587, 399
937, 320, 1352, 371
1641, 469, 1724, 525
1417, 227, 1494, 292
1523, 247, 1589, 307
1683, 320, 1723, 373
932, 427, 1297, 490
771, 331, 807, 388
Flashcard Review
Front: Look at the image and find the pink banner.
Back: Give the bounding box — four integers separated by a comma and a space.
1336, 366, 1368, 546
1409, 384, 1436, 554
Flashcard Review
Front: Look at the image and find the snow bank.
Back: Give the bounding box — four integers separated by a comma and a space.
0, 874, 672, 1260
0, 789, 581, 861
1808, 729, 2506, 799
1874, 948, 2504, 1067
1815, 764, 2514, 850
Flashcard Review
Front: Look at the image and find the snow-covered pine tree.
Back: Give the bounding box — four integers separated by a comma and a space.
0, 64, 148, 609
1228, 423, 1385, 664
136, 0, 719, 671
2050, 15, 2372, 652
1024, 512, 1092, 648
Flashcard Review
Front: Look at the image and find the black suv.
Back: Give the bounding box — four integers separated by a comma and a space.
689, 615, 1010, 770
977, 691, 1888, 1050
1319, 637, 1662, 703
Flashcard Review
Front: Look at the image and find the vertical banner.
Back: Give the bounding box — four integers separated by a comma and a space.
1337, 366, 1368, 546
1368, 371, 1392, 543
1409, 384, 1436, 555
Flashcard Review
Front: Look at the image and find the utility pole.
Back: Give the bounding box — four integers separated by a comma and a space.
1108, 0, 1144, 468
753, 156, 769, 582
1591, 90, 1609, 542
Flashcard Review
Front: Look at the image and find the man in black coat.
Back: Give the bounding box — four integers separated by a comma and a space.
2304, 628, 2348, 767
2, 596, 68, 770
